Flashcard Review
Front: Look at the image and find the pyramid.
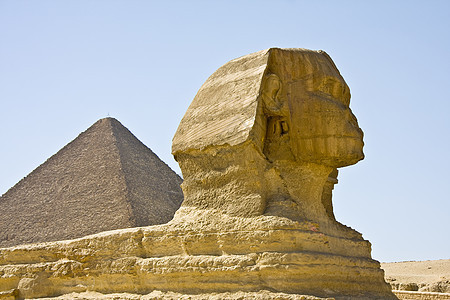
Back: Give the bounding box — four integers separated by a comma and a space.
0, 118, 183, 248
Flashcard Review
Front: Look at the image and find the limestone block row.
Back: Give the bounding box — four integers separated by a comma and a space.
0, 220, 393, 299
394, 290, 450, 300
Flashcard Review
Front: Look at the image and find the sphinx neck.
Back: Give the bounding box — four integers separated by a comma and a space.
267, 161, 334, 223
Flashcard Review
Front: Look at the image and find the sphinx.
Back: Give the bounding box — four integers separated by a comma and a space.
0, 48, 395, 300
170, 48, 394, 298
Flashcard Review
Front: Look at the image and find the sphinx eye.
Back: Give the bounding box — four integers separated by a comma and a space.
319, 78, 350, 106
319, 79, 336, 95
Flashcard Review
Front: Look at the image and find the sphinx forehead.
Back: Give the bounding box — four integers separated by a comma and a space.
172, 48, 339, 155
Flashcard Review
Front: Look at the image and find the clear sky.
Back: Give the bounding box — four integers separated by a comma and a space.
1, 0, 449, 263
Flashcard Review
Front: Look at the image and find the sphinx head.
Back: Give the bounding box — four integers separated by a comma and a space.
173, 48, 363, 169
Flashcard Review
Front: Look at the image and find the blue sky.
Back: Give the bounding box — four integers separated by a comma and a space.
1, 0, 449, 262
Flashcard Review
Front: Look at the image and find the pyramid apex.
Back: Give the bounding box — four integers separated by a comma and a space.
96, 116, 120, 124
87, 117, 128, 133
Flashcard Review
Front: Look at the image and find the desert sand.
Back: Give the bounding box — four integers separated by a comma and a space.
382, 259, 450, 293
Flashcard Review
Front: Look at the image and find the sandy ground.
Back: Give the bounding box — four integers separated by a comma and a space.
382, 259, 450, 284
381, 259, 450, 292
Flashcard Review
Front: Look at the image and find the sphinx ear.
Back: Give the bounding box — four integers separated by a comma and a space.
264, 74, 281, 99
262, 74, 282, 114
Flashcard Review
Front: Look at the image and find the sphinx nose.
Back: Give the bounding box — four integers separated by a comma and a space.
347, 111, 363, 136
348, 110, 357, 126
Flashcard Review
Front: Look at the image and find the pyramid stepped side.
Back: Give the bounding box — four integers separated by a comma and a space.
109, 118, 183, 226
0, 118, 183, 248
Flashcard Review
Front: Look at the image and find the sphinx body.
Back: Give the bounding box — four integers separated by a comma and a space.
0, 49, 395, 300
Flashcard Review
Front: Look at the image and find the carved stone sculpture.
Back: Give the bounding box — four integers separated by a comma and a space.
172, 48, 364, 225
170, 48, 394, 299
0, 48, 396, 299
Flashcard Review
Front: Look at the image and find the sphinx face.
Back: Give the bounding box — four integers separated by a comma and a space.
287, 62, 364, 167
263, 51, 364, 168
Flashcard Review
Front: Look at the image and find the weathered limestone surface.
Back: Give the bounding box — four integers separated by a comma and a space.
393, 291, 450, 300
0, 221, 387, 299
0, 118, 184, 248
0, 48, 395, 299
0, 289, 332, 300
